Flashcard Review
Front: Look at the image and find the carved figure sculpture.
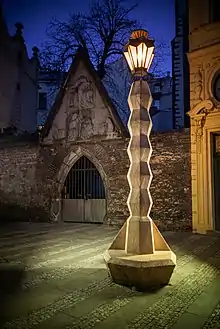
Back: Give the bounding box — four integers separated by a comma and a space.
194, 68, 203, 102
67, 75, 95, 140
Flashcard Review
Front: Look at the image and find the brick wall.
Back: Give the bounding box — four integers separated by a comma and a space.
0, 129, 192, 230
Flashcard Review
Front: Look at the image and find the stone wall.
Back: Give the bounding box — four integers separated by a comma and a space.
0, 129, 192, 230
0, 136, 45, 221
151, 129, 191, 231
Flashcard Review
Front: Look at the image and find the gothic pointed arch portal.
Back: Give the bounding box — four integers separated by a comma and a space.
61, 155, 106, 223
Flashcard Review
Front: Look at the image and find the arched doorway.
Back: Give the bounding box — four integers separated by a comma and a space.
61, 156, 106, 223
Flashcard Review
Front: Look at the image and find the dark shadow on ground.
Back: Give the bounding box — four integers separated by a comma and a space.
0, 266, 25, 327
0, 222, 48, 327
0, 203, 49, 224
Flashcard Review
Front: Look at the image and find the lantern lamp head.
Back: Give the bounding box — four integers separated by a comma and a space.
124, 29, 155, 76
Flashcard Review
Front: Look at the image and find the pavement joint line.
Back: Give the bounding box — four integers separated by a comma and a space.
46, 239, 220, 329
0, 245, 107, 269
0, 241, 80, 260
8, 227, 203, 256
0, 224, 91, 240
55, 241, 220, 329
0, 223, 92, 238
2, 278, 115, 329
202, 300, 220, 328
3, 230, 216, 329
20, 232, 208, 290
0, 225, 100, 249
1, 226, 219, 329
0, 233, 112, 259
173, 236, 219, 269
0, 228, 200, 258
8, 231, 213, 291
125, 247, 220, 329
0, 237, 112, 270
0, 224, 54, 236
24, 242, 111, 271
0, 232, 114, 262
64, 288, 136, 329
0, 229, 201, 267
21, 245, 109, 290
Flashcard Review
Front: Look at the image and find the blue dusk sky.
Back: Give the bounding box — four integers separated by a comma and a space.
2, 0, 175, 72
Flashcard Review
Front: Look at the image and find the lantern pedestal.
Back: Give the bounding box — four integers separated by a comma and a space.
104, 221, 176, 291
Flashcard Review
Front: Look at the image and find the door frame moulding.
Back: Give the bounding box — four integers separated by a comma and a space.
188, 99, 220, 233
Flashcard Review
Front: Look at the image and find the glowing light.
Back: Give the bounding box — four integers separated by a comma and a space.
124, 29, 155, 74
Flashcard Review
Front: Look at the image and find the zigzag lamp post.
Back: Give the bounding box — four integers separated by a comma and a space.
104, 30, 176, 291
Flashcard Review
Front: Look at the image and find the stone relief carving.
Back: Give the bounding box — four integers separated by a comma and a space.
192, 100, 214, 153
107, 117, 114, 132
47, 73, 117, 143
50, 198, 61, 222
67, 75, 95, 141
205, 58, 220, 101
194, 116, 206, 154
51, 122, 65, 141
106, 116, 119, 137
68, 75, 95, 110
67, 112, 79, 140
65, 74, 115, 140
193, 67, 203, 103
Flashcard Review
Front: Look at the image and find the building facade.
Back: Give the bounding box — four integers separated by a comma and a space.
39, 56, 173, 132
149, 72, 173, 131
37, 70, 65, 126
0, 1, 38, 134
187, 0, 220, 233
172, 0, 190, 129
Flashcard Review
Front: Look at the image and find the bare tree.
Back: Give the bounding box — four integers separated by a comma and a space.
39, 0, 171, 122
40, 0, 139, 79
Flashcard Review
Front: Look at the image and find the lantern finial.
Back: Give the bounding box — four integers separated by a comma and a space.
130, 30, 148, 39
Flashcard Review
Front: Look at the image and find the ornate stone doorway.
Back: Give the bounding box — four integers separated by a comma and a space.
61, 156, 106, 223
212, 133, 220, 231
188, 100, 220, 233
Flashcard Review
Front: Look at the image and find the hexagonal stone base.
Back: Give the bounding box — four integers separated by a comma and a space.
104, 249, 176, 291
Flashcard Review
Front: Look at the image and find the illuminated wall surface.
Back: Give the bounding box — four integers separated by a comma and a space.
188, 0, 220, 233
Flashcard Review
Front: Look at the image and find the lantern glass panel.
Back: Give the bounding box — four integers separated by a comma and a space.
137, 43, 143, 67
129, 45, 137, 68
147, 53, 154, 71
141, 43, 147, 67
124, 51, 134, 71
144, 46, 154, 70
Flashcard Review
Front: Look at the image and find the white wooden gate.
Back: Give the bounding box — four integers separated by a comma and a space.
61, 156, 106, 223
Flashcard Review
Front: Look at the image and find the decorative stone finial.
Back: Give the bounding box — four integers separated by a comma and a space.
15, 22, 24, 37
32, 46, 39, 58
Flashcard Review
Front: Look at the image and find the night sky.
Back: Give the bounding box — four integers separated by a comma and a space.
2, 0, 175, 72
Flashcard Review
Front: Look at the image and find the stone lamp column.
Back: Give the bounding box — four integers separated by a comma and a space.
104, 30, 176, 291
125, 77, 154, 255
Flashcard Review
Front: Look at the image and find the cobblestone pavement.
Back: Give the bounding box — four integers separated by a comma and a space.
0, 223, 220, 329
